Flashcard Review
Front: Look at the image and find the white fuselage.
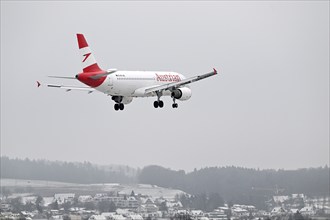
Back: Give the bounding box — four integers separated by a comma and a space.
95, 71, 186, 97
46, 34, 216, 111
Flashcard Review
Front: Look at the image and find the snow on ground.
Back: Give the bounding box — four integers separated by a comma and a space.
1, 179, 185, 199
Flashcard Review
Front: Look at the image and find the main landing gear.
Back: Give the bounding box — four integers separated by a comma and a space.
153, 100, 164, 108
153, 91, 179, 109
153, 91, 164, 108
114, 103, 124, 111
112, 96, 124, 111
172, 97, 178, 108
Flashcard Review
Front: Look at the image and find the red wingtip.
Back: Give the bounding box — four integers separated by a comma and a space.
37, 81, 41, 87
213, 68, 217, 74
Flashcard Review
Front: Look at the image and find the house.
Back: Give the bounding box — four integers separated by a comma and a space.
54, 194, 75, 204
299, 206, 316, 216
78, 195, 93, 203
254, 210, 270, 218
127, 197, 139, 208
69, 215, 82, 220
22, 196, 37, 205
137, 204, 159, 213
324, 206, 330, 215
21, 211, 35, 218
190, 210, 204, 217
137, 198, 159, 214
0, 203, 12, 212
270, 207, 286, 216
111, 214, 127, 220
207, 210, 227, 220
231, 207, 249, 217
166, 201, 183, 209
144, 198, 155, 205
116, 209, 132, 215
292, 194, 304, 199
217, 207, 229, 213
166, 200, 183, 215
101, 212, 116, 220
33, 213, 48, 220
89, 215, 107, 220
177, 210, 189, 215
190, 210, 204, 220
69, 207, 85, 214
50, 215, 64, 220
126, 214, 143, 220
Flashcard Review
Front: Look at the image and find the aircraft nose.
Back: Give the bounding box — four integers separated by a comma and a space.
75, 74, 79, 79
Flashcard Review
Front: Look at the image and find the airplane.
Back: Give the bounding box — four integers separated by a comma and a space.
40, 34, 218, 111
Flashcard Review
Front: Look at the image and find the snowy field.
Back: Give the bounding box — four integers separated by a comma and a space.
1, 179, 185, 199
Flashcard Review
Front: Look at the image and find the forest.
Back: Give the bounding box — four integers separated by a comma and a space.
138, 165, 329, 208
0, 157, 135, 184
1, 156, 329, 208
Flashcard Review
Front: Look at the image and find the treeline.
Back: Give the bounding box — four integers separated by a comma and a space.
139, 165, 329, 208
2, 157, 329, 208
176, 192, 225, 212
0, 157, 135, 184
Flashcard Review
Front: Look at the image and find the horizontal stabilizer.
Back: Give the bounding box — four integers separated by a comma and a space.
48, 76, 76, 79
47, 84, 95, 93
88, 69, 117, 80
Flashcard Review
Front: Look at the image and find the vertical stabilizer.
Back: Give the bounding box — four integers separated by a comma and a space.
77, 34, 103, 72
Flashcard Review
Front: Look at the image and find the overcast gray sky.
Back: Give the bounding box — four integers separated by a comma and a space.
1, 1, 329, 171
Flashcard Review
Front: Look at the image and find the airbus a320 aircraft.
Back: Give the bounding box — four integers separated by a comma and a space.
40, 34, 218, 111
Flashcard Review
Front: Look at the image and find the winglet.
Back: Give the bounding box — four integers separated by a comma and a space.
213, 68, 218, 75
37, 81, 41, 87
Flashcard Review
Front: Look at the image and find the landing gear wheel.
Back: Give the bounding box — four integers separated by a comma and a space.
159, 100, 164, 108
154, 101, 159, 108
114, 104, 119, 111
172, 103, 178, 108
119, 103, 124, 110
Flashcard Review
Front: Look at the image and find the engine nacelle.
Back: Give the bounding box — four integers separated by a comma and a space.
171, 87, 192, 101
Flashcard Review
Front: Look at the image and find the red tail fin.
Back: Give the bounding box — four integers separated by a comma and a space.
77, 34, 103, 72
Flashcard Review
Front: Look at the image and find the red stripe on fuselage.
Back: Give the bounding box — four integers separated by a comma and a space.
77, 71, 107, 88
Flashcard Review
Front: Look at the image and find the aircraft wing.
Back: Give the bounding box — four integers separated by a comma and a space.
144, 68, 218, 94
38, 82, 95, 93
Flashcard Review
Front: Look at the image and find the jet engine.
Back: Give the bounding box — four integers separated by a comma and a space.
171, 87, 192, 101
